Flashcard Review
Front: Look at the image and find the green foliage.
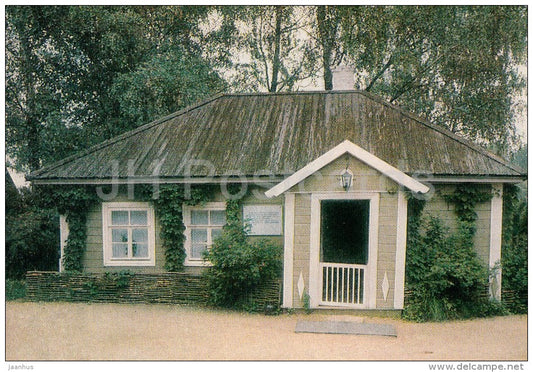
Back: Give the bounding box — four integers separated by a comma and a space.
104, 270, 133, 290
6, 6, 227, 173
443, 184, 493, 223
5, 188, 60, 279
404, 215, 504, 322
111, 46, 227, 128
302, 292, 312, 314
404, 187, 506, 322
5, 279, 27, 301
6, 6, 527, 174
29, 184, 213, 274
334, 6, 527, 154
81, 270, 134, 299
225, 6, 318, 92
501, 184, 528, 313
204, 196, 283, 308
152, 184, 215, 271
36, 186, 101, 272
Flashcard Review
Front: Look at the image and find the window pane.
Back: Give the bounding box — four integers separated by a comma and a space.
132, 243, 148, 258
111, 211, 129, 225
131, 211, 147, 225
210, 210, 226, 225
132, 228, 148, 243
191, 244, 207, 259
112, 243, 128, 258
211, 228, 223, 242
112, 229, 129, 243
191, 210, 208, 225
191, 229, 207, 243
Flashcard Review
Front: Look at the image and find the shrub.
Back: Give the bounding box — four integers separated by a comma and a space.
6, 208, 59, 279
6, 279, 27, 300
404, 215, 505, 322
502, 185, 528, 313
203, 221, 283, 309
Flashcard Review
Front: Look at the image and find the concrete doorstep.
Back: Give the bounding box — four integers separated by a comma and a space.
295, 320, 397, 337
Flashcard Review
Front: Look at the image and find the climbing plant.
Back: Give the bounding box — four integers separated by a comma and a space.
149, 184, 215, 271
404, 186, 504, 322
443, 184, 493, 223
501, 184, 528, 313
38, 185, 101, 272
38, 183, 215, 273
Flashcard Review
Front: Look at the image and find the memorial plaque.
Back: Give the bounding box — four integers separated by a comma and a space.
242, 205, 283, 236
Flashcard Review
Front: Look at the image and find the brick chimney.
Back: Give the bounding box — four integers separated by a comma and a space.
332, 65, 355, 91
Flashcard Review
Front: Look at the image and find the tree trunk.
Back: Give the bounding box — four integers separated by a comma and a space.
19, 28, 41, 172
269, 6, 284, 92
317, 6, 333, 91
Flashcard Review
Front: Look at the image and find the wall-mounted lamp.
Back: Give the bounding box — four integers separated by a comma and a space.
340, 169, 353, 191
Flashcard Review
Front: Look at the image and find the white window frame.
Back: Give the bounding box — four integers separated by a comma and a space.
183, 202, 226, 266
102, 202, 156, 267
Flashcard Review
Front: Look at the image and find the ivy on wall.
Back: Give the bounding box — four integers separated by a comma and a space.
40, 183, 215, 273
40, 186, 100, 272
443, 184, 493, 223
146, 184, 215, 272
404, 185, 504, 321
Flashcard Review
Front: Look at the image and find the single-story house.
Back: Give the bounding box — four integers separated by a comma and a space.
28, 90, 526, 311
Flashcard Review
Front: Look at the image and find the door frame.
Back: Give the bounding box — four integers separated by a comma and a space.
309, 192, 379, 309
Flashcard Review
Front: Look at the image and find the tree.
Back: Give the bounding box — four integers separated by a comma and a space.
6, 6, 71, 171
111, 46, 227, 129
225, 6, 318, 92
315, 6, 343, 90
328, 6, 527, 155
6, 6, 229, 172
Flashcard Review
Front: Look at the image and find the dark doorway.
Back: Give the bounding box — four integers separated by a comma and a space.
320, 200, 370, 265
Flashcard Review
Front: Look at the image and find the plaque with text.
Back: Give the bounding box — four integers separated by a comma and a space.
242, 205, 283, 236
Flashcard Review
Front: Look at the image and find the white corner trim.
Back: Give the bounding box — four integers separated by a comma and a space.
394, 191, 408, 309
309, 195, 321, 308
59, 215, 69, 273
366, 193, 380, 309
265, 140, 429, 198
282, 193, 295, 308
489, 183, 503, 301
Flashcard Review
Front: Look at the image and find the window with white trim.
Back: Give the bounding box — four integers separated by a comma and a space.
183, 202, 226, 265
102, 202, 155, 266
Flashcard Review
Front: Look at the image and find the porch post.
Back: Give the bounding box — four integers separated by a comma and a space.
282, 193, 295, 308
489, 183, 503, 301
394, 191, 408, 309
59, 214, 69, 273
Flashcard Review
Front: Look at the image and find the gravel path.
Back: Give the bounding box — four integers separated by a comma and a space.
5, 301, 527, 361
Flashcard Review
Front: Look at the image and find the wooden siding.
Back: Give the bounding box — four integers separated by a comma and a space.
376, 192, 398, 309
292, 193, 311, 308
290, 155, 401, 309
30, 91, 523, 182
82, 188, 284, 273
84, 196, 166, 273
422, 184, 492, 266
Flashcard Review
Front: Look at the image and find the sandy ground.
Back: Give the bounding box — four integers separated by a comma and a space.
5, 301, 527, 361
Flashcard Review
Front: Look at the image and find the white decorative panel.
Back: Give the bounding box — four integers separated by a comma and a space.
297, 272, 305, 300
381, 272, 390, 302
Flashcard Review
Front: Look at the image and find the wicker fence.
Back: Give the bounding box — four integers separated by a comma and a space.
26, 271, 282, 308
